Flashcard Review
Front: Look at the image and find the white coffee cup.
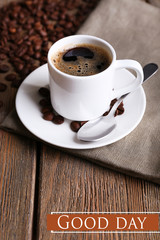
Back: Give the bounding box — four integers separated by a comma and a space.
48, 35, 143, 121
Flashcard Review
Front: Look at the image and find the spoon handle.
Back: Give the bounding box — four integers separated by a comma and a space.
108, 63, 158, 118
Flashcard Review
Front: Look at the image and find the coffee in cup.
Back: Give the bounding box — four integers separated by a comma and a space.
52, 44, 112, 76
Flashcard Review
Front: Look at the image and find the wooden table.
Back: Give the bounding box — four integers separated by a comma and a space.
0, 0, 160, 239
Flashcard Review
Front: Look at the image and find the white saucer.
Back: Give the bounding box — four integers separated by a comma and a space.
16, 64, 146, 150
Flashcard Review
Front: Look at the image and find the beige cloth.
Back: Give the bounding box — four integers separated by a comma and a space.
1, 0, 160, 184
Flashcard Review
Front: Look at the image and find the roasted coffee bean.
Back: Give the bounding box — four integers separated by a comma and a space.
80, 121, 88, 126
11, 79, 22, 88
103, 110, 110, 116
103, 99, 124, 117
9, 27, 17, 33
55, 26, 64, 32
5, 73, 17, 81
111, 98, 117, 106
116, 104, 124, 116
117, 102, 124, 111
42, 46, 49, 54
39, 87, 50, 97
117, 108, 124, 115
34, 21, 43, 31
41, 106, 53, 114
65, 22, 73, 29
15, 45, 28, 57
52, 115, 64, 125
39, 98, 51, 107
0, 64, 9, 73
14, 62, 24, 71
22, 55, 30, 61
34, 44, 42, 51
57, 32, 65, 40
28, 46, 34, 56
40, 56, 47, 63
39, 29, 47, 37
0, 53, 7, 60
20, 68, 30, 78
43, 111, 54, 121
29, 65, 37, 72
114, 109, 119, 117
0, 100, 3, 108
34, 52, 41, 59
0, 83, 7, 92
70, 121, 81, 132
0, 46, 9, 54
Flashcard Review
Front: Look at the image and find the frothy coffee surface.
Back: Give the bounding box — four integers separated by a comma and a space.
52, 44, 111, 76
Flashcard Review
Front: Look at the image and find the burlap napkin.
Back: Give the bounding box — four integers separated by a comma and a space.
1, 0, 160, 184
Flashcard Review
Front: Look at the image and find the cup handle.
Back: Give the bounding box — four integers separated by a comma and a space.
113, 59, 144, 98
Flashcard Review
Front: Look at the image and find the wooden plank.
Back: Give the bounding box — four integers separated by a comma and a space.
0, 131, 37, 240
36, 145, 160, 240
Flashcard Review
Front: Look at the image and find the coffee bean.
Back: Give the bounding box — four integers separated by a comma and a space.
41, 106, 53, 114
15, 45, 28, 57
28, 46, 34, 57
55, 26, 64, 32
9, 27, 17, 33
103, 99, 124, 117
39, 98, 51, 107
11, 79, 22, 88
0, 100, 3, 108
80, 121, 88, 126
14, 62, 24, 71
0, 53, 7, 60
116, 103, 124, 115
43, 111, 54, 121
39, 87, 50, 97
20, 68, 30, 78
34, 52, 41, 60
59, 20, 66, 26
111, 98, 117, 106
34, 44, 42, 51
22, 55, 31, 61
29, 65, 37, 72
0, 64, 9, 73
117, 102, 124, 111
40, 56, 47, 63
39, 29, 47, 37
117, 108, 124, 115
53, 115, 64, 125
114, 109, 119, 117
0, 83, 7, 92
5, 73, 17, 81
70, 121, 81, 132
103, 111, 110, 116
65, 22, 73, 29
34, 21, 43, 31
0, 46, 9, 54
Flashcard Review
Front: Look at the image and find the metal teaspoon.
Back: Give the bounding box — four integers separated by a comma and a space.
77, 63, 158, 142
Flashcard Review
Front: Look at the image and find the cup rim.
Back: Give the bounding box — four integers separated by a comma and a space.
47, 34, 116, 79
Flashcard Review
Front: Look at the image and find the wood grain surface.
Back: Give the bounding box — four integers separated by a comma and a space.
0, 0, 160, 240
36, 145, 160, 240
0, 131, 37, 240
